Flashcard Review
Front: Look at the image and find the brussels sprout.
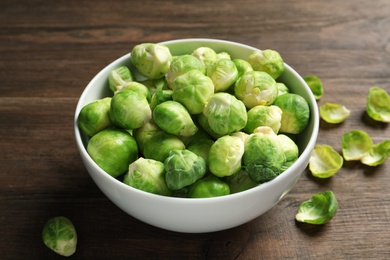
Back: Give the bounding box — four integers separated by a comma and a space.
341, 130, 373, 161
42, 216, 77, 257
196, 113, 223, 139
203, 93, 247, 136
207, 58, 238, 92
132, 119, 162, 153
191, 46, 218, 70
243, 129, 286, 183
234, 71, 278, 109
164, 149, 207, 190
248, 49, 284, 79
108, 66, 134, 92
187, 138, 214, 166
188, 175, 230, 198
230, 131, 250, 143
143, 131, 185, 162
278, 134, 299, 170
304, 75, 323, 100
366, 86, 390, 122
295, 191, 338, 225
109, 90, 152, 130
224, 169, 258, 194
209, 135, 245, 178
116, 81, 151, 102
216, 51, 231, 60
77, 97, 112, 137
150, 89, 173, 111
233, 59, 253, 79
274, 93, 310, 134
166, 54, 206, 87
153, 100, 198, 136
320, 103, 350, 124
131, 43, 172, 79
87, 128, 138, 177
276, 82, 289, 96
140, 77, 169, 95
172, 69, 214, 114
180, 126, 212, 147
309, 145, 343, 178
245, 105, 282, 134
124, 158, 172, 196
361, 140, 390, 166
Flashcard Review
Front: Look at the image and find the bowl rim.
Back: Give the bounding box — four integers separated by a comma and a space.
74, 38, 319, 203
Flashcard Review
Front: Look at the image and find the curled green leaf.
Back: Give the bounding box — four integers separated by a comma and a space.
309, 145, 343, 178
320, 103, 350, 124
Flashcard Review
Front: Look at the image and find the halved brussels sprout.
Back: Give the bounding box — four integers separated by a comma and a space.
366, 86, 390, 122
245, 105, 282, 134
164, 149, 207, 190
304, 75, 323, 100
273, 93, 310, 134
320, 103, 350, 124
191, 47, 218, 70
143, 131, 185, 162
87, 128, 138, 177
109, 90, 151, 130
224, 169, 258, 194
248, 49, 284, 79
153, 100, 198, 136
116, 81, 151, 102
166, 54, 206, 87
124, 157, 172, 196
108, 66, 134, 92
342, 130, 373, 161
131, 43, 172, 79
77, 97, 112, 137
172, 69, 214, 114
233, 59, 253, 79
361, 140, 390, 166
234, 71, 278, 109
309, 145, 343, 178
207, 58, 238, 92
188, 175, 230, 198
208, 135, 245, 178
295, 191, 338, 225
202, 92, 247, 136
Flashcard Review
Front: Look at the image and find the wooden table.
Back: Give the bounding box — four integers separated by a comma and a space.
1, 0, 389, 259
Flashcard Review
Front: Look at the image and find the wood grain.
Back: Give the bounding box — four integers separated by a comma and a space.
1, 0, 390, 259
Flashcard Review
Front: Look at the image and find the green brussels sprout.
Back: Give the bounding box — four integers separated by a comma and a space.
153, 100, 198, 136
77, 97, 112, 137
140, 77, 169, 96
230, 131, 250, 143
233, 58, 253, 79
143, 131, 185, 162
341, 130, 373, 161
191, 46, 218, 70
295, 191, 338, 225
166, 54, 206, 87
278, 134, 299, 170
124, 157, 172, 196
164, 149, 207, 190
234, 71, 278, 109
361, 140, 390, 166
366, 86, 390, 122
207, 58, 238, 92
320, 103, 350, 124
224, 169, 258, 194
248, 49, 284, 79
203, 93, 247, 136
276, 82, 289, 96
196, 113, 223, 139
273, 93, 310, 134
172, 69, 214, 114
243, 129, 286, 183
187, 138, 214, 166
87, 128, 138, 177
42, 216, 77, 257
131, 43, 172, 79
179, 126, 213, 147
150, 89, 173, 111
188, 175, 230, 198
132, 119, 162, 153
116, 81, 151, 102
304, 75, 323, 100
108, 66, 134, 92
208, 135, 245, 178
245, 105, 283, 134
216, 51, 231, 60
309, 145, 343, 178
109, 90, 152, 130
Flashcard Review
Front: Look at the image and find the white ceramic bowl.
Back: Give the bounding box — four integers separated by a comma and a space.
74, 38, 319, 233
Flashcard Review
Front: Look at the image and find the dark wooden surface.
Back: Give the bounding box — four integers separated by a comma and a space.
1, 0, 390, 259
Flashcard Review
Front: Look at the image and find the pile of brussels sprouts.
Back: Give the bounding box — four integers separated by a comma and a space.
77, 43, 311, 198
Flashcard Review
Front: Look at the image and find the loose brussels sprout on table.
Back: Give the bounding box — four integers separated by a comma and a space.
77, 42, 313, 198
